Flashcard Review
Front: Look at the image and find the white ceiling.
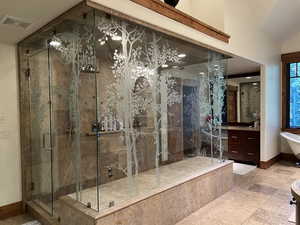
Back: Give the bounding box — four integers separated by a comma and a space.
260, 0, 300, 42
228, 76, 260, 84
1, 0, 300, 45
0, 0, 81, 44
227, 56, 260, 75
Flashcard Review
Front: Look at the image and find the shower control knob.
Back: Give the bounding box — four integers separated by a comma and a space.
108, 167, 113, 178
87, 202, 92, 208
91, 121, 101, 133
290, 200, 297, 205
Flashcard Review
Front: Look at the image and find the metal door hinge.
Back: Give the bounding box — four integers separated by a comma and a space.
31, 182, 35, 191
25, 68, 30, 78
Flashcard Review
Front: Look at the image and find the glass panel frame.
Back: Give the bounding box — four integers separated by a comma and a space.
28, 47, 54, 215
18, 3, 230, 216
288, 62, 300, 128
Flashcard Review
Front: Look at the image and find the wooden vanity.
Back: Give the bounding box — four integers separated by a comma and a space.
224, 126, 260, 165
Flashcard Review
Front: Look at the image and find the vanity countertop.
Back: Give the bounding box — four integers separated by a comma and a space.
221, 126, 260, 132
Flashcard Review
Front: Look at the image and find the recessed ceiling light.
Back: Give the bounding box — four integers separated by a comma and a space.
253, 83, 258, 86
98, 39, 106, 46
199, 72, 205, 75
111, 35, 122, 41
49, 39, 61, 48
162, 64, 169, 68
246, 77, 252, 79
178, 53, 186, 58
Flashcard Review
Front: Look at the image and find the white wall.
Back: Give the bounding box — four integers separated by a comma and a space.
89, 0, 281, 162
282, 32, 300, 54
190, 0, 224, 31
280, 32, 300, 154
0, 43, 22, 207
162, 0, 225, 31
260, 64, 281, 160
176, 0, 192, 16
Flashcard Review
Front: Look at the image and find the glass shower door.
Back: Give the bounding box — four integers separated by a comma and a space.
46, 10, 100, 210
29, 48, 54, 215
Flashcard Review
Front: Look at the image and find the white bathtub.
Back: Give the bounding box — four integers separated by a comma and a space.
281, 132, 300, 159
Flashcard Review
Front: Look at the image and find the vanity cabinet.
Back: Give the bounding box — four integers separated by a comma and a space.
227, 130, 260, 164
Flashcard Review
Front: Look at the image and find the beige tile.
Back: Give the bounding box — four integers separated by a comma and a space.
0, 214, 35, 225
247, 208, 290, 225
176, 161, 296, 225
113, 203, 143, 225
248, 184, 278, 196
177, 214, 229, 225
161, 185, 191, 225
139, 194, 162, 225
95, 214, 115, 225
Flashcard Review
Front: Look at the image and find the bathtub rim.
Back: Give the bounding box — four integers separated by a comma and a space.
281, 132, 300, 144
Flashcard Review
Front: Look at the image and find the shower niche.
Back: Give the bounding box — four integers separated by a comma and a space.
18, 2, 233, 225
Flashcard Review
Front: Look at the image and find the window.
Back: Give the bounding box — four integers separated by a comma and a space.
282, 52, 300, 132
288, 63, 300, 128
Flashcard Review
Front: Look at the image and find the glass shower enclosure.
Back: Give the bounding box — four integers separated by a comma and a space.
18, 3, 228, 216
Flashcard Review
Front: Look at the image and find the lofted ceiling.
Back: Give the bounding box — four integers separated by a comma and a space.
1, 0, 300, 45
0, 0, 81, 44
260, 0, 300, 42
227, 56, 260, 75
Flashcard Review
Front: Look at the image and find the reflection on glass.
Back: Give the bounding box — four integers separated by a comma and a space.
19, 5, 228, 214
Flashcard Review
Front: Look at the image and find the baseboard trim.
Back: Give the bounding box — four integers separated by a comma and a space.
259, 153, 299, 169
259, 154, 281, 169
281, 153, 298, 162
0, 201, 23, 219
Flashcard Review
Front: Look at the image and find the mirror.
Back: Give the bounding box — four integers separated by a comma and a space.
224, 57, 261, 126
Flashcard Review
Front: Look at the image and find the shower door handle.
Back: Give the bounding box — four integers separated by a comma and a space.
42, 133, 52, 151
42, 133, 46, 149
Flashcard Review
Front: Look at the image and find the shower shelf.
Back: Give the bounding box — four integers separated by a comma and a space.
84, 130, 124, 136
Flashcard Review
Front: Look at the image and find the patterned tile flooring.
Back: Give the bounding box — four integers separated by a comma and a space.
1, 161, 299, 225
176, 161, 298, 225
0, 214, 35, 225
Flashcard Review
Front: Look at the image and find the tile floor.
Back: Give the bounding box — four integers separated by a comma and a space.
0, 214, 35, 225
233, 163, 257, 175
1, 160, 299, 225
176, 161, 297, 225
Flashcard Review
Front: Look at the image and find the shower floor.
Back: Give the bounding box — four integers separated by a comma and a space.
68, 156, 224, 212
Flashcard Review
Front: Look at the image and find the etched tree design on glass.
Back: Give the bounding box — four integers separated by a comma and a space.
50, 23, 96, 200
97, 15, 181, 184
197, 54, 226, 160
208, 53, 227, 161
143, 36, 181, 180
97, 16, 145, 179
